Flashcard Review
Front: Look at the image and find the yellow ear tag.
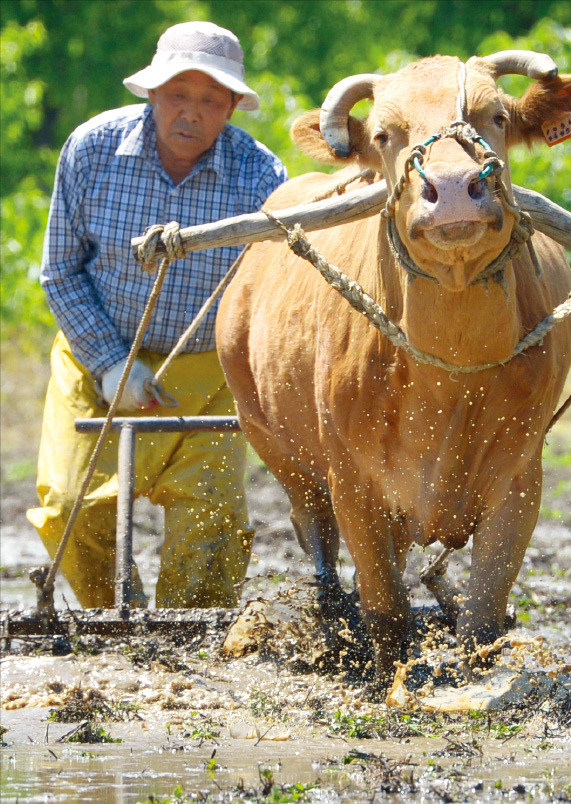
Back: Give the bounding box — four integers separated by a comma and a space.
541, 113, 571, 147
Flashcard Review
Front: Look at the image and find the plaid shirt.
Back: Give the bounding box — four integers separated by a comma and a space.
41, 104, 287, 378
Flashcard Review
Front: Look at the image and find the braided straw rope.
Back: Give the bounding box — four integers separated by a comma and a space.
381, 121, 538, 286
263, 209, 571, 375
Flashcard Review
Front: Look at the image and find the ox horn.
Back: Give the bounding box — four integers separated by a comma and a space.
481, 50, 558, 79
319, 73, 381, 158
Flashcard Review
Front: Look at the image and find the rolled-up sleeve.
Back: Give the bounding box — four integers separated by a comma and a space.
40, 135, 129, 379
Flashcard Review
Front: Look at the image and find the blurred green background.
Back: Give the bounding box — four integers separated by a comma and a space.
2, 0, 570, 353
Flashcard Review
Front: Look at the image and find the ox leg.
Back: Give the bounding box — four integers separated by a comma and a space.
237, 418, 367, 662
290, 504, 370, 666
457, 459, 542, 675
356, 549, 411, 686
329, 471, 411, 687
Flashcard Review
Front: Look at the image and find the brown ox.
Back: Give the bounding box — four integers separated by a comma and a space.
216, 51, 571, 684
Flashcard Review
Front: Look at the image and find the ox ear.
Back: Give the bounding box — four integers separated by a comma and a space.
291, 110, 378, 167
502, 73, 571, 148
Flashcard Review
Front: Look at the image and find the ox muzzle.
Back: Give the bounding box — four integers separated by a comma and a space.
408, 138, 505, 245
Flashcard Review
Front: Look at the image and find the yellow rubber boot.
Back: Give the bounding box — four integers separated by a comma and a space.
157, 498, 254, 607
27, 501, 148, 609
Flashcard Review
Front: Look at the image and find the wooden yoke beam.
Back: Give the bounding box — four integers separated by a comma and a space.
131, 181, 571, 261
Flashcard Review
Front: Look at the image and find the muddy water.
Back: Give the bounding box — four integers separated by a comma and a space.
2, 448, 571, 802
2, 721, 571, 802
2, 740, 327, 804
2, 621, 570, 803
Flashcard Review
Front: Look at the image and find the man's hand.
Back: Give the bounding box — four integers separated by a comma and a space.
101, 358, 159, 412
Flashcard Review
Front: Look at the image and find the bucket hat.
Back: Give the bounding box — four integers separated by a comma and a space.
123, 21, 260, 111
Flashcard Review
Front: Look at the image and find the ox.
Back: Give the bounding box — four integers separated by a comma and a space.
216, 51, 571, 685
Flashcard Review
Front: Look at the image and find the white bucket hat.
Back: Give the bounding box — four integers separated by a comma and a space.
123, 21, 260, 111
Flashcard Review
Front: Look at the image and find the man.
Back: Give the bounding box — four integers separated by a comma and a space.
27, 21, 288, 609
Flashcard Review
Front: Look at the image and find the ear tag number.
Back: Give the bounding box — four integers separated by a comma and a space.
541, 113, 571, 147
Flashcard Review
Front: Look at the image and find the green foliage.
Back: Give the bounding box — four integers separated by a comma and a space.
329, 708, 387, 739
1, 19, 54, 195
233, 70, 323, 177
1, 175, 55, 341
136, 776, 317, 804
543, 439, 571, 467
1, 456, 37, 482
257, 769, 317, 803
249, 687, 285, 718
1, 0, 204, 155
62, 723, 122, 743
1, 19, 57, 345
204, 0, 565, 104
188, 724, 219, 739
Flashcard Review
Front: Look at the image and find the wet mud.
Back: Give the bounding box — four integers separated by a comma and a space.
1, 425, 571, 802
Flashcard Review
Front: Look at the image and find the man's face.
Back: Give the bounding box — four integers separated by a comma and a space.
149, 70, 241, 179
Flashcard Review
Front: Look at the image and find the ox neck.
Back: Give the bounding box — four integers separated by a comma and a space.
395, 251, 521, 368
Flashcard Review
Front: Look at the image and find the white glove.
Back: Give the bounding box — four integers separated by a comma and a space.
101, 358, 159, 412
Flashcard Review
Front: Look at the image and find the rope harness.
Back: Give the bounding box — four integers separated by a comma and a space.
261, 60, 569, 373
262, 209, 571, 375
381, 63, 540, 286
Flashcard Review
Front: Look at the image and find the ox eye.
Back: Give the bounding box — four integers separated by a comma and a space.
373, 128, 389, 146
493, 112, 508, 128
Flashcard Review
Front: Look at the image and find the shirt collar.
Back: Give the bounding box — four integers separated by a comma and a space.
115, 104, 228, 183
198, 131, 227, 181
114, 105, 153, 158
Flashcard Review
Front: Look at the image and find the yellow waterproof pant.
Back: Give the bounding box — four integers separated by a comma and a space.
27, 332, 253, 609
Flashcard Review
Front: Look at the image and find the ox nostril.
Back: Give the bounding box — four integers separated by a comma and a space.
422, 179, 438, 204
468, 178, 486, 200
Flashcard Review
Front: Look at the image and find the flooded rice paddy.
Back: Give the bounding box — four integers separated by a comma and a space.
2, 621, 571, 804
2, 423, 571, 802
3, 729, 570, 803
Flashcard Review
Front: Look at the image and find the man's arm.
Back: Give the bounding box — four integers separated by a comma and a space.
40, 134, 129, 380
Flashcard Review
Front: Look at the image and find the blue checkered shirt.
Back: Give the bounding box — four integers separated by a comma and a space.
41, 104, 288, 378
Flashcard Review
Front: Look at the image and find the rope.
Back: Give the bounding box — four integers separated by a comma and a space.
137, 221, 185, 273
385, 217, 438, 283
153, 251, 246, 385
381, 64, 535, 287
37, 223, 182, 608
382, 124, 533, 286
151, 170, 378, 388
263, 209, 571, 376
382, 148, 420, 218
548, 393, 571, 433
309, 168, 376, 202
